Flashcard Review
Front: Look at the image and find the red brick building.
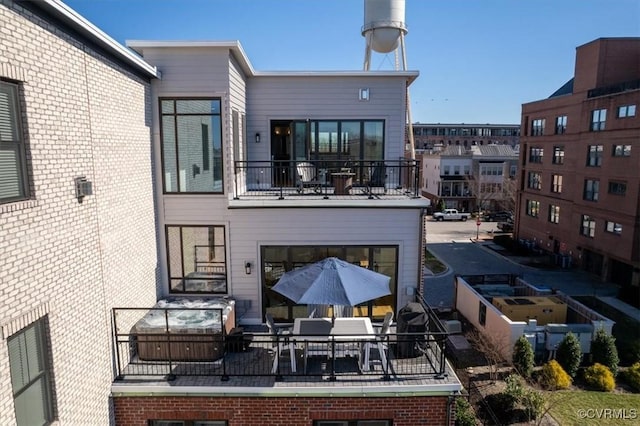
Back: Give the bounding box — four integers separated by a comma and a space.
516, 38, 640, 306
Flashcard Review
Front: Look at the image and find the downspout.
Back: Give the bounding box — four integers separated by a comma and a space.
417, 207, 426, 297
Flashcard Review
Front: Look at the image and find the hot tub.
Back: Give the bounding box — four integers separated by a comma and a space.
133, 298, 235, 361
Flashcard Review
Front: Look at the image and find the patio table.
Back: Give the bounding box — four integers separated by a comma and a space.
292, 317, 375, 372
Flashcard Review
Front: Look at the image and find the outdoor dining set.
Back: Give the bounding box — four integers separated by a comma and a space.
267, 257, 395, 376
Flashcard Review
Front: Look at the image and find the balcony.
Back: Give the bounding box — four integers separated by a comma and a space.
232, 159, 421, 201
111, 297, 459, 392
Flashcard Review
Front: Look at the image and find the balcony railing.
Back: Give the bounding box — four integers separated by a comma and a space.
232, 159, 421, 200
112, 297, 449, 383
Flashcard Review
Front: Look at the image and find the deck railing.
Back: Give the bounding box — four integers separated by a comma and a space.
112, 302, 449, 382
232, 159, 421, 200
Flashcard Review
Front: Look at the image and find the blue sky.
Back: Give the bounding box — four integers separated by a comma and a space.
65, 0, 639, 124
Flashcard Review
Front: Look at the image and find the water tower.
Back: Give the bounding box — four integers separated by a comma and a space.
362, 0, 408, 71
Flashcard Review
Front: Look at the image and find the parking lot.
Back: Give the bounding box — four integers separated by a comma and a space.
425, 215, 508, 243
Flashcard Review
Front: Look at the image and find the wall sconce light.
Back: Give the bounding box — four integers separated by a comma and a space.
359, 87, 370, 101
245, 261, 252, 275
74, 176, 93, 203
255, 133, 260, 143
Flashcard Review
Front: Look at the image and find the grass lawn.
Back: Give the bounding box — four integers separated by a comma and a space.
424, 249, 447, 274
546, 390, 640, 425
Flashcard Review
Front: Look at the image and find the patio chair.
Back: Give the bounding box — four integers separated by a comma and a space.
295, 162, 323, 194
265, 313, 297, 373
363, 311, 393, 372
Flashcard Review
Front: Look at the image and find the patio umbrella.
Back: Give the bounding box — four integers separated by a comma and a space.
271, 257, 391, 317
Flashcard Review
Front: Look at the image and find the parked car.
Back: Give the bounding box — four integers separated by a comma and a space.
497, 220, 514, 232
432, 209, 471, 221
484, 211, 514, 222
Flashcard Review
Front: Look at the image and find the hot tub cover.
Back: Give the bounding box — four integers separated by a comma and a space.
134, 297, 235, 334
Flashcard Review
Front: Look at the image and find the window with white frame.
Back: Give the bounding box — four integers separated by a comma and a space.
549, 205, 560, 224
617, 104, 636, 118
555, 115, 567, 134
583, 179, 599, 201
166, 225, 227, 294
605, 221, 622, 235
612, 144, 631, 157
8, 318, 55, 425
552, 146, 564, 164
586, 145, 603, 167
160, 98, 223, 193
551, 174, 563, 193
0, 81, 30, 203
454, 165, 460, 175
531, 118, 545, 136
526, 199, 540, 217
591, 109, 606, 131
608, 181, 627, 196
464, 164, 471, 175
581, 215, 596, 237
527, 171, 542, 190
443, 165, 450, 175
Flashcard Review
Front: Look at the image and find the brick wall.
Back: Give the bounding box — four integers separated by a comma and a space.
0, 1, 158, 424
113, 395, 454, 426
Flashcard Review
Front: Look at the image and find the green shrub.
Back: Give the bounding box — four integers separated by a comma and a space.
591, 328, 619, 376
583, 363, 615, 392
556, 332, 582, 377
539, 359, 572, 390
455, 397, 477, 426
521, 388, 545, 421
622, 362, 640, 392
512, 336, 535, 379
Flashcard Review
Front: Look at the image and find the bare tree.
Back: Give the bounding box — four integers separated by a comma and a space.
467, 329, 510, 381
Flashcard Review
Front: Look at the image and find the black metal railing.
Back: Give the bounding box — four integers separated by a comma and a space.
112, 306, 449, 382
232, 159, 421, 200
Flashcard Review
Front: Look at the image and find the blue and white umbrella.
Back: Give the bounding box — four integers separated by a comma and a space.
271, 257, 391, 308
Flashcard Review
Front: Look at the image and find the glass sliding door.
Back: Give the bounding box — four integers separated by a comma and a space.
261, 245, 397, 322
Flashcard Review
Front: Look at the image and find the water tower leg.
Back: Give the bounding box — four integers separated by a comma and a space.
363, 33, 373, 71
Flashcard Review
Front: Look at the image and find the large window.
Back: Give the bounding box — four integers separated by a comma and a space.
307, 120, 384, 162
552, 146, 564, 164
555, 115, 567, 134
591, 109, 606, 131
583, 179, 599, 201
549, 205, 560, 224
605, 221, 622, 235
529, 147, 543, 163
166, 225, 227, 294
581, 215, 596, 238
262, 245, 397, 322
8, 318, 54, 426
586, 145, 603, 167
531, 118, 545, 136
161, 99, 223, 193
0, 81, 29, 203
527, 172, 542, 190
551, 174, 563, 193
526, 199, 540, 217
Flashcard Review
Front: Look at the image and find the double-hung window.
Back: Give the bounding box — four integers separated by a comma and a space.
160, 98, 223, 193
586, 145, 603, 167
581, 215, 596, 238
529, 147, 543, 163
531, 118, 545, 136
0, 81, 29, 203
8, 318, 54, 425
613, 145, 631, 157
527, 172, 542, 190
552, 146, 564, 164
551, 174, 563, 193
583, 179, 599, 201
526, 199, 540, 217
555, 115, 567, 134
549, 205, 560, 224
608, 181, 627, 196
591, 109, 606, 131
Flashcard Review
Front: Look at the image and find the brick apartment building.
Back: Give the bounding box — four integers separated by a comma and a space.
516, 38, 640, 306
412, 123, 520, 151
